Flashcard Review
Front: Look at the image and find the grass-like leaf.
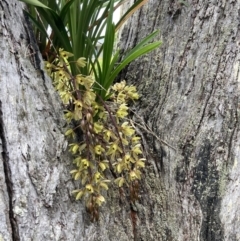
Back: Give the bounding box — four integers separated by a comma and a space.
19, 0, 161, 98
19, 0, 50, 9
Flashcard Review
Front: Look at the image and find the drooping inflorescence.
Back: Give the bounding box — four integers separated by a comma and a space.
45, 49, 146, 221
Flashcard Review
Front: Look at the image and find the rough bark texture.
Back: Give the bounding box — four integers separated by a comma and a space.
118, 0, 240, 240
0, 1, 87, 240
1, 0, 240, 241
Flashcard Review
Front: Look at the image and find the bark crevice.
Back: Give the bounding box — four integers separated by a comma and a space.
0, 101, 20, 241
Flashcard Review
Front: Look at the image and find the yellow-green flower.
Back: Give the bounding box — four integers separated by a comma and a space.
121, 122, 135, 136
95, 195, 105, 206
107, 142, 122, 161
98, 110, 107, 121
125, 85, 136, 92
129, 92, 139, 100
81, 159, 90, 169
76, 75, 94, 89
55, 80, 65, 91
116, 161, 125, 173
85, 184, 94, 193
75, 190, 84, 200
107, 143, 118, 155
60, 91, 72, 105
114, 177, 125, 187
56, 69, 69, 81
69, 143, 79, 154
131, 136, 141, 144
135, 158, 146, 168
76, 57, 87, 68
116, 104, 128, 119
59, 48, 73, 60
44, 61, 54, 75
112, 80, 126, 92
83, 90, 96, 105
74, 100, 83, 109
73, 171, 81, 181
93, 172, 102, 183
132, 144, 142, 155
92, 102, 100, 116
125, 85, 139, 100
99, 160, 109, 171
103, 130, 112, 142
123, 154, 135, 164
73, 157, 82, 167
94, 122, 104, 134
65, 128, 75, 139
94, 145, 104, 155
117, 91, 126, 103
129, 170, 138, 181
73, 100, 83, 120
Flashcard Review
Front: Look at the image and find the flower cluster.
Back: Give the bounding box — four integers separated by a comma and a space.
45, 49, 145, 221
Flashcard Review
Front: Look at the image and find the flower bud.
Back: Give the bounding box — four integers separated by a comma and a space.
81, 119, 85, 125
87, 131, 91, 138
86, 112, 92, 122
81, 119, 85, 128
88, 124, 93, 131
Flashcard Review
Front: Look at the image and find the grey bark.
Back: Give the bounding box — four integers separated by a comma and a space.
1, 0, 240, 241
118, 0, 240, 240
0, 1, 86, 240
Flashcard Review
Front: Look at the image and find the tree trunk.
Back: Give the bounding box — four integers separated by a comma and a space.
1, 0, 240, 241
118, 0, 240, 240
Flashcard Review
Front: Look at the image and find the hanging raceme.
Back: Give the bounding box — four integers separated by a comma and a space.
45, 52, 146, 221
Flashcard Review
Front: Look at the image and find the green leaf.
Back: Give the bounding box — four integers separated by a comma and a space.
36, 7, 72, 52
101, 33, 161, 98
124, 30, 160, 58
24, 10, 48, 39
59, 0, 75, 23
116, 0, 147, 31
19, 0, 50, 9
